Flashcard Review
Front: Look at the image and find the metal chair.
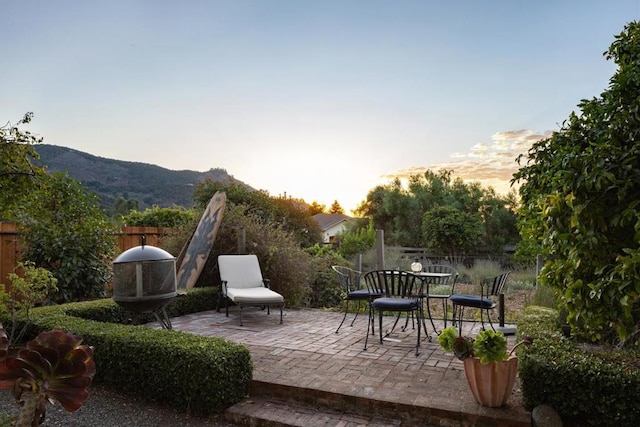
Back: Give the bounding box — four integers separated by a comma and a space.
332, 265, 375, 333
363, 270, 425, 356
449, 271, 511, 334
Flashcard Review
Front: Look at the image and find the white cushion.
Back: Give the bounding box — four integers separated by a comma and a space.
219, 254, 264, 289
226, 287, 284, 304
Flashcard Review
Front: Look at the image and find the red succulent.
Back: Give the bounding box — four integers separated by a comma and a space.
0, 326, 95, 426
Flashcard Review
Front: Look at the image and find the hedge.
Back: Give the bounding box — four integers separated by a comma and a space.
1, 287, 252, 416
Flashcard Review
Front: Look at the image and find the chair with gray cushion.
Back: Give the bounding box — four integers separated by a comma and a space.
333, 265, 381, 333
363, 270, 425, 356
217, 254, 284, 326
449, 271, 510, 334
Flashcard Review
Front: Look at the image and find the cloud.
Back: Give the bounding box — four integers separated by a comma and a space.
382, 129, 553, 195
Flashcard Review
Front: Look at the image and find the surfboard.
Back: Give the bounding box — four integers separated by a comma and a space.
176, 191, 226, 290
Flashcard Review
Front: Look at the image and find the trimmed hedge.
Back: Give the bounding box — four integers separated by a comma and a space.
517, 306, 640, 426
2, 287, 252, 416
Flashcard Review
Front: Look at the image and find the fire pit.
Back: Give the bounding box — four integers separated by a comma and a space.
112, 236, 176, 329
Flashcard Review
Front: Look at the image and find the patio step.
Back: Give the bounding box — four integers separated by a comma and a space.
225, 396, 402, 426
225, 380, 529, 427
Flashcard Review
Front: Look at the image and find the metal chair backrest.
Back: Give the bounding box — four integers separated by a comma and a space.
364, 270, 421, 298
423, 264, 459, 295
482, 271, 511, 297
332, 265, 362, 293
422, 264, 458, 284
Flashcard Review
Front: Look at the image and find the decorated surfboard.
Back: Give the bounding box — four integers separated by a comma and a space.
176, 191, 226, 291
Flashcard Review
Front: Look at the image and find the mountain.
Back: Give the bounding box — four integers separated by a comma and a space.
33, 144, 247, 213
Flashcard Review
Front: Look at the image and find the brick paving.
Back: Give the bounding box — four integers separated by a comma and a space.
166, 307, 531, 426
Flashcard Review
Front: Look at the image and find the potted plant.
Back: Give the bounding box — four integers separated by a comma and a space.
438, 326, 532, 407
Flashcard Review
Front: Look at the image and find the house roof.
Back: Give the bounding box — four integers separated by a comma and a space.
312, 213, 352, 231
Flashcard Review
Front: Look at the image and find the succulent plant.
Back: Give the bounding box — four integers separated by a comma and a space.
438, 326, 533, 364
0, 324, 95, 427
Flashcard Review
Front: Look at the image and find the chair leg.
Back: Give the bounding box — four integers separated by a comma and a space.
415, 309, 421, 356
349, 301, 362, 327
442, 299, 448, 328
364, 306, 373, 351
486, 310, 496, 332
424, 298, 439, 335
279, 306, 283, 324
336, 299, 350, 333
239, 306, 244, 326
378, 310, 384, 344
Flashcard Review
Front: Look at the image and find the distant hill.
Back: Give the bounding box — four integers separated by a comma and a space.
33, 144, 248, 213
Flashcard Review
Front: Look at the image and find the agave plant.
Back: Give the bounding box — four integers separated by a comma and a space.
0, 324, 95, 427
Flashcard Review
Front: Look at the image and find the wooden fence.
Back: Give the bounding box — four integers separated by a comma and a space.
0, 222, 172, 289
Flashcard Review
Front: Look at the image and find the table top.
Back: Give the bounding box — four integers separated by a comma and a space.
411, 271, 451, 278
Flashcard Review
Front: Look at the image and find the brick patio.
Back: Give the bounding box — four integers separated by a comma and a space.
165, 307, 531, 426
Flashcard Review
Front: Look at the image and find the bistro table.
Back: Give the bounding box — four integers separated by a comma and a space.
410, 269, 453, 335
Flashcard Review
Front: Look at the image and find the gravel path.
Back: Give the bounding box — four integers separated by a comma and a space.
0, 383, 235, 427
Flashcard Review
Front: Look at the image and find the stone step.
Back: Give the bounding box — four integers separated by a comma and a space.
225, 396, 403, 427
224, 380, 528, 427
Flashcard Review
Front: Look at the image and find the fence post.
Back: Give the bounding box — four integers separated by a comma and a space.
376, 229, 385, 270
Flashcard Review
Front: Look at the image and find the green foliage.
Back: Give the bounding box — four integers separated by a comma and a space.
355, 169, 519, 253
120, 205, 195, 227
202, 204, 314, 307
1, 289, 252, 416
337, 220, 376, 258
473, 329, 508, 364
510, 233, 542, 268
513, 22, 640, 346
0, 113, 46, 220
517, 306, 640, 426
422, 206, 484, 260
193, 180, 322, 247
303, 247, 348, 308
0, 261, 58, 346
15, 172, 118, 303
437, 326, 458, 353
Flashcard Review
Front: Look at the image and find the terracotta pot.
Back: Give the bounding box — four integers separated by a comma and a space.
462, 355, 518, 407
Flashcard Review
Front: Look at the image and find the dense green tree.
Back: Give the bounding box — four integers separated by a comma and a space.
336, 220, 376, 259
308, 201, 325, 215
15, 172, 117, 302
513, 21, 640, 346
112, 197, 139, 217
356, 169, 518, 253
0, 113, 46, 220
328, 200, 344, 214
421, 206, 484, 260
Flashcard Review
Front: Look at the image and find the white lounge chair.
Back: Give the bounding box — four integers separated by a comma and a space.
217, 254, 284, 326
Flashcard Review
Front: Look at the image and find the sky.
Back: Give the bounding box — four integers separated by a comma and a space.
2, 1, 639, 214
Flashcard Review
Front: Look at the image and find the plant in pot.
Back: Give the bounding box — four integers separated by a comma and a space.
0, 324, 95, 427
438, 326, 532, 407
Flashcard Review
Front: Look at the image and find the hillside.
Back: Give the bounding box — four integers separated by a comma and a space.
33, 144, 247, 213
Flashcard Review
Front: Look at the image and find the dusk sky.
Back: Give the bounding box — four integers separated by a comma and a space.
2, 1, 638, 213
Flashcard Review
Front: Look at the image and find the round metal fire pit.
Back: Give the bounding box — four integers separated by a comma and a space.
112, 241, 177, 316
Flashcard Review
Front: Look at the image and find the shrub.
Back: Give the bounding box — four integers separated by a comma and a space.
0, 288, 252, 416
517, 306, 640, 426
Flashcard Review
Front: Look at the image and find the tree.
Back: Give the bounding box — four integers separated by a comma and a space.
0, 113, 46, 220
15, 172, 117, 302
308, 201, 325, 215
513, 21, 640, 346
421, 206, 484, 261
328, 200, 344, 214
355, 169, 519, 252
